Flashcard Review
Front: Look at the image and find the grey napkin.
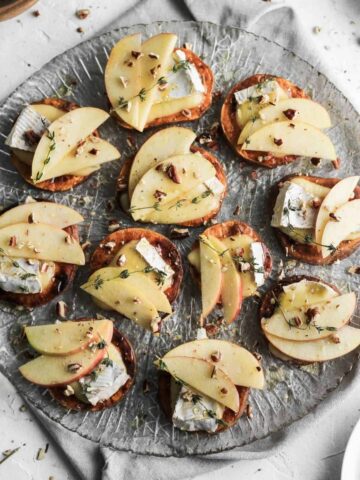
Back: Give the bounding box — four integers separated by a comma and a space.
18, 1, 359, 479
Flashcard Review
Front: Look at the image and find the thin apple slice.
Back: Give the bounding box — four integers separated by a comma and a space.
86, 267, 172, 314
164, 339, 264, 389
135, 33, 177, 131
160, 356, 239, 411
19, 346, 107, 387
242, 121, 337, 160
31, 107, 109, 183
199, 236, 223, 318
104, 33, 142, 129
321, 199, 360, 257
40, 137, 120, 182
31, 104, 65, 122
261, 292, 356, 341
147, 93, 204, 123
81, 275, 160, 331
70, 166, 100, 176
25, 319, 113, 356
0, 223, 85, 265
289, 177, 330, 198
265, 326, 360, 363
259, 98, 332, 128
128, 127, 196, 197
0, 202, 83, 229
315, 176, 359, 244
130, 153, 216, 221
209, 236, 242, 324
278, 279, 338, 311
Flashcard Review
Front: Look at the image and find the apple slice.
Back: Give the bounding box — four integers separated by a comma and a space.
86, 267, 172, 314
315, 176, 360, 244
147, 93, 204, 124
278, 279, 338, 311
289, 177, 330, 199
160, 356, 239, 411
209, 236, 242, 324
81, 276, 160, 331
164, 339, 264, 389
128, 127, 196, 197
259, 98, 331, 128
105, 33, 142, 130
199, 236, 223, 318
70, 166, 100, 176
31, 107, 109, 183
19, 345, 107, 387
265, 326, 360, 363
40, 137, 120, 182
31, 104, 65, 122
25, 319, 113, 356
0, 223, 85, 265
321, 199, 360, 257
130, 153, 216, 221
242, 121, 337, 160
261, 292, 356, 341
135, 33, 177, 131
0, 202, 83, 229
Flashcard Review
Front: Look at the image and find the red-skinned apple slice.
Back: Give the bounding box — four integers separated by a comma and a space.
25, 320, 113, 356
19, 345, 107, 387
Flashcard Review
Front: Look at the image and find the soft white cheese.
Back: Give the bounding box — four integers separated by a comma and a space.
161, 49, 205, 100
0, 256, 42, 294
196, 327, 208, 340
80, 359, 129, 406
172, 386, 224, 433
135, 238, 174, 277
250, 242, 265, 287
271, 181, 317, 229
204, 177, 225, 195
234, 80, 282, 106
5, 106, 50, 152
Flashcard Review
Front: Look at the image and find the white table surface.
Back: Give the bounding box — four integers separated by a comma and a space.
1, 1, 360, 479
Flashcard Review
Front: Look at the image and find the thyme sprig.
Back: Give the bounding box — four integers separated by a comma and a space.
88, 266, 167, 290
35, 130, 56, 182
191, 189, 212, 204
155, 357, 228, 428
113, 76, 168, 113
0, 447, 21, 465
128, 202, 161, 214
198, 236, 229, 257
172, 60, 190, 73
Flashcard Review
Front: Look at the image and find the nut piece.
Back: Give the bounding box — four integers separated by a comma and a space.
331, 334, 340, 344
9, 235, 17, 247
67, 363, 82, 373
116, 254, 126, 267
56, 300, 68, 319
283, 109, 296, 120
348, 266, 360, 275
64, 385, 75, 396
210, 351, 222, 362
246, 404, 253, 419
154, 189, 167, 201
305, 307, 320, 324
169, 227, 190, 240
76, 9, 90, 19
131, 50, 143, 60
166, 164, 181, 184
273, 138, 283, 146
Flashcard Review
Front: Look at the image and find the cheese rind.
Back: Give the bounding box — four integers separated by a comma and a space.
0, 256, 42, 294
234, 80, 283, 106
172, 386, 224, 433
5, 106, 50, 152
271, 181, 316, 229
135, 238, 174, 278
204, 177, 225, 195
172, 49, 205, 94
250, 242, 265, 287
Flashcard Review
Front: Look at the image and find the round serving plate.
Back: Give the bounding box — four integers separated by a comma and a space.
0, 21, 359, 457
342, 416, 360, 480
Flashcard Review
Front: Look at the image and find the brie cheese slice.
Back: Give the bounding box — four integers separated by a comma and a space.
172, 386, 224, 433
135, 238, 174, 277
0, 256, 42, 294
80, 358, 129, 406
5, 106, 50, 152
271, 181, 317, 229
250, 242, 265, 287
234, 80, 283, 106
204, 177, 225, 195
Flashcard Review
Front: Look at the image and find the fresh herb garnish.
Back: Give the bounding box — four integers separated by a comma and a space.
35, 130, 56, 182
172, 60, 190, 73
191, 189, 212, 204
128, 202, 161, 214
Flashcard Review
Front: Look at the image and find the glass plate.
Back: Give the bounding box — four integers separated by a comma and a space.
0, 21, 359, 457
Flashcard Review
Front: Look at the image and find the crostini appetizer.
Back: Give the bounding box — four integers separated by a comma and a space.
81, 228, 183, 334
6, 99, 120, 191
117, 126, 226, 226
260, 276, 359, 364
188, 221, 272, 324
156, 331, 264, 433
0, 200, 85, 307
19, 319, 135, 411
271, 175, 360, 264
221, 74, 337, 168
105, 33, 213, 132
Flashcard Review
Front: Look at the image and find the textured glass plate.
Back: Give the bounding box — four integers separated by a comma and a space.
0, 21, 359, 457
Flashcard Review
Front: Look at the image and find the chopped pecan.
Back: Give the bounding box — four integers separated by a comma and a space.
24, 129, 41, 146
283, 109, 296, 120
273, 138, 283, 146
170, 227, 190, 240
67, 363, 82, 373
76, 9, 90, 19
310, 157, 321, 166
305, 307, 320, 324
166, 164, 181, 184
154, 190, 167, 201
131, 50, 143, 59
